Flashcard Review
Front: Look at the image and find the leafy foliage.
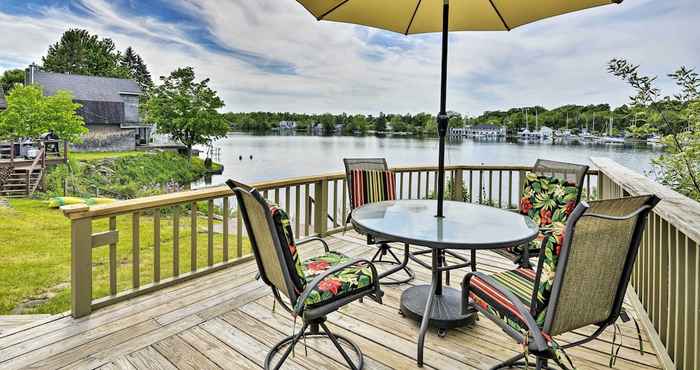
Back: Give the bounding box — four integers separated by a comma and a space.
0, 84, 87, 142
608, 59, 700, 201
0, 69, 24, 93
143, 67, 229, 157
42, 29, 129, 78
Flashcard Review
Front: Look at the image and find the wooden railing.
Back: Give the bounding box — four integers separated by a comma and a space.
593, 157, 698, 370
61, 164, 600, 318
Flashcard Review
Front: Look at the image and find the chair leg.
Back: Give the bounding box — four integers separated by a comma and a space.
265, 322, 309, 370
373, 243, 415, 285
490, 352, 541, 370
320, 321, 364, 370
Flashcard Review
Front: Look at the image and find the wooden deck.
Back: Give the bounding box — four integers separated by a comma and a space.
0, 231, 662, 370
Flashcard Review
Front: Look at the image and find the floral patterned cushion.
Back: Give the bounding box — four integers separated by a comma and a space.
268, 203, 306, 292
511, 173, 579, 255
301, 251, 374, 308
517, 172, 579, 323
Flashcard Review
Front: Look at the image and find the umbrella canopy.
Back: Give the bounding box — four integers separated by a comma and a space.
299, 0, 621, 34
297, 0, 623, 217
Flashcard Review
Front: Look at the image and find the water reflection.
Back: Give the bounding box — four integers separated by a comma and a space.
195, 132, 662, 187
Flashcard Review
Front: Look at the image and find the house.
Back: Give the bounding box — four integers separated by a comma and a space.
449, 124, 506, 137
25, 64, 151, 146
0, 87, 6, 111
278, 121, 297, 130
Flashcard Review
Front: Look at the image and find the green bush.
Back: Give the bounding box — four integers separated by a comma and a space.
46, 152, 213, 199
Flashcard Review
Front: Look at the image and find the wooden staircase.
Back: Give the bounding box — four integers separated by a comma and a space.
0, 166, 44, 197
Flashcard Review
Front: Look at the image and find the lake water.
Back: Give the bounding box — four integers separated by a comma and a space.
199, 133, 662, 186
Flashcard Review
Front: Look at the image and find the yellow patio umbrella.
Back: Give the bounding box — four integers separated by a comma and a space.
296, 0, 623, 217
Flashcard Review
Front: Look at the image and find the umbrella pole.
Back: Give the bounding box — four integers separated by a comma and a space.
436, 0, 449, 218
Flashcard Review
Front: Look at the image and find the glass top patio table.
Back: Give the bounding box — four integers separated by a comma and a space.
351, 199, 538, 250
351, 199, 539, 367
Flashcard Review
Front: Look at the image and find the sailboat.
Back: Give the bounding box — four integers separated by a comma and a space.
603, 115, 625, 144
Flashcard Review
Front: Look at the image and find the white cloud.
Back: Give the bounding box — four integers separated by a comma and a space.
1, 0, 698, 116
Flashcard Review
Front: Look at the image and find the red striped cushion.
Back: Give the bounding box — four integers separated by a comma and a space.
349, 169, 396, 209
468, 268, 542, 333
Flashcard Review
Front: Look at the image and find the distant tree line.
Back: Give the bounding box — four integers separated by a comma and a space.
223, 103, 666, 137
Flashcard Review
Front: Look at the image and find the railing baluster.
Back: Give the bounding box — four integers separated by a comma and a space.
173, 208, 180, 276
469, 170, 473, 203
478, 170, 483, 204
109, 216, 117, 296
399, 172, 404, 199
498, 171, 503, 208
154, 209, 161, 282
191, 202, 197, 272
207, 200, 214, 267
223, 197, 229, 262
342, 180, 347, 226
236, 209, 243, 258
416, 172, 421, 199
295, 186, 301, 236
488, 170, 493, 205
408, 172, 413, 199
132, 212, 140, 288
427, 171, 432, 198
333, 180, 338, 228
274, 188, 280, 205
285, 186, 291, 215
305, 184, 311, 236
508, 170, 513, 209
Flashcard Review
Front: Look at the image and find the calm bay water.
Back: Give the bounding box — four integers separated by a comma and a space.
198, 133, 661, 187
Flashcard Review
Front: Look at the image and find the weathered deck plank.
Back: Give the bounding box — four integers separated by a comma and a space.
0, 232, 661, 370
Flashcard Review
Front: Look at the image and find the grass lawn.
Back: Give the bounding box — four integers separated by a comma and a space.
68, 151, 144, 161
0, 199, 250, 315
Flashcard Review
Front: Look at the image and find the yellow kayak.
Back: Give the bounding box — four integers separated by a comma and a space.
48, 197, 116, 208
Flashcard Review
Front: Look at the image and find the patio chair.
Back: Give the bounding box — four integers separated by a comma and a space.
228, 180, 383, 370
494, 159, 589, 268
343, 158, 415, 284
462, 195, 659, 369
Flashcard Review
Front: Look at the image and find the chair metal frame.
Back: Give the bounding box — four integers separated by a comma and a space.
343, 158, 416, 285
229, 180, 383, 370
462, 195, 659, 369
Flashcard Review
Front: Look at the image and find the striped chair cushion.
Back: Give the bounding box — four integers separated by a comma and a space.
468, 268, 544, 333
349, 169, 396, 209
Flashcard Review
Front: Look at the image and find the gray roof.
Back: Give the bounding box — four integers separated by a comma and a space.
30, 70, 142, 102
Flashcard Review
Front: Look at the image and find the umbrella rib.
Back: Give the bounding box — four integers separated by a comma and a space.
318, 0, 352, 20
488, 0, 511, 31
404, 0, 423, 35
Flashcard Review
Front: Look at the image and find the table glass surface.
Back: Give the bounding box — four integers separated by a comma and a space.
351, 200, 538, 250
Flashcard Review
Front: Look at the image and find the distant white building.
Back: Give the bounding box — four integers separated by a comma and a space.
449, 124, 506, 137
278, 121, 297, 130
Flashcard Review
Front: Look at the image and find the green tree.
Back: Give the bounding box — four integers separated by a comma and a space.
0, 69, 24, 93
42, 29, 129, 78
121, 47, 153, 90
0, 84, 87, 142
143, 67, 228, 159
608, 59, 700, 200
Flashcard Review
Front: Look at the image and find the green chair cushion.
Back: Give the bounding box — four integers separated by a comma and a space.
301, 251, 374, 308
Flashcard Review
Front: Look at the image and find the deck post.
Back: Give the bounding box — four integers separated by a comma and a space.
71, 217, 93, 318
314, 179, 329, 236
453, 169, 464, 202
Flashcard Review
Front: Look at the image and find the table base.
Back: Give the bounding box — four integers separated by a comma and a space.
400, 285, 476, 330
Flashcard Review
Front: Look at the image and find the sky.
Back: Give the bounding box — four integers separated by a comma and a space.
0, 0, 697, 116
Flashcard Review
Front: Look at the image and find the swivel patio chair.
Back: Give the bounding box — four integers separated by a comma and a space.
462, 194, 659, 369
344, 158, 415, 284
228, 180, 383, 370
494, 159, 589, 268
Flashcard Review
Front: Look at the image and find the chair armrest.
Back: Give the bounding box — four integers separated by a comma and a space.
293, 258, 380, 316
296, 236, 330, 253
463, 271, 547, 352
